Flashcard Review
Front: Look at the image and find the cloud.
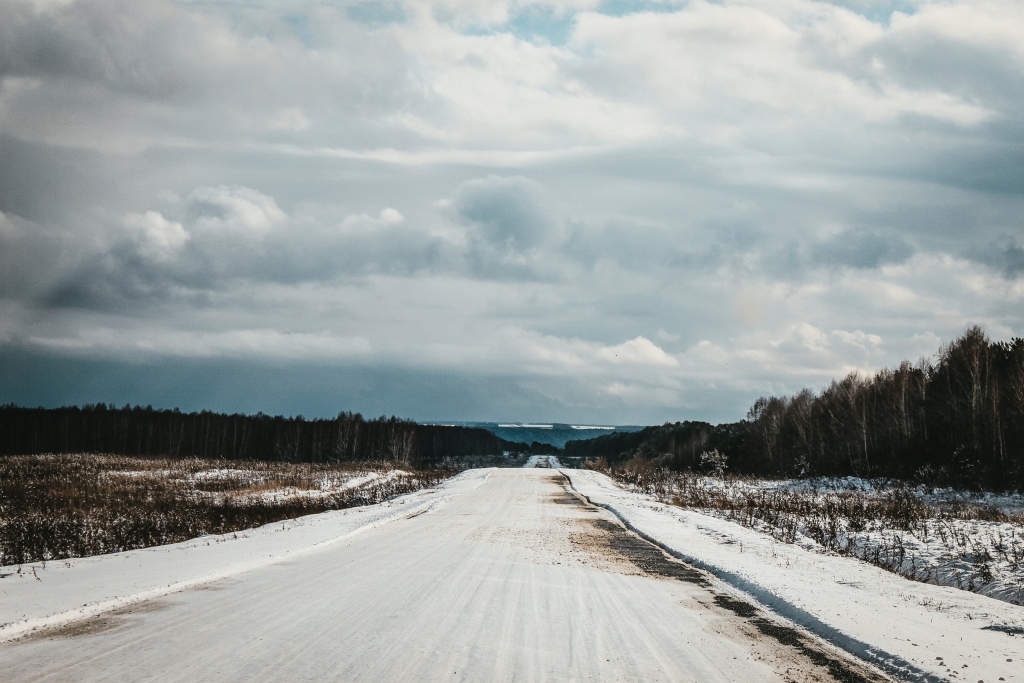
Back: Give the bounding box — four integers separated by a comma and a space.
31, 185, 456, 310
810, 229, 915, 269
123, 210, 190, 261
0, 209, 90, 299
2, 0, 1024, 422
443, 174, 573, 278
28, 326, 373, 361
972, 237, 1024, 279
595, 336, 678, 367
186, 186, 286, 235
452, 175, 556, 247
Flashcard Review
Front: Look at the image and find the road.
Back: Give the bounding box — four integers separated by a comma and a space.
3, 469, 887, 682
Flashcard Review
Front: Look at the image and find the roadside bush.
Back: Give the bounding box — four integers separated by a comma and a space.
594, 462, 1023, 600
0, 453, 449, 565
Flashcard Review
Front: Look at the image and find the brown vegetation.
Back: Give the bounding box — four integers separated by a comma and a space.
0, 453, 449, 566
588, 456, 1024, 598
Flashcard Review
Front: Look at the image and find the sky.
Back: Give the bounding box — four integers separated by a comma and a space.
1, 0, 1023, 424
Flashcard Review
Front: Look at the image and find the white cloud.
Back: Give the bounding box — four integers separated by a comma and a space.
595, 336, 678, 367
123, 210, 190, 260
187, 186, 286, 235
378, 207, 405, 225
28, 326, 373, 360
342, 207, 407, 230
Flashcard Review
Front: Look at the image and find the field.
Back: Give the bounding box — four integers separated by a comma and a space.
0, 453, 448, 566
598, 461, 1024, 604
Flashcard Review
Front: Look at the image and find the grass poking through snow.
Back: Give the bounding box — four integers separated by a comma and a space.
592, 459, 1024, 604
0, 453, 450, 566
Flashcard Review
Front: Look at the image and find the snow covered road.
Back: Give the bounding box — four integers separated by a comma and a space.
2, 469, 885, 682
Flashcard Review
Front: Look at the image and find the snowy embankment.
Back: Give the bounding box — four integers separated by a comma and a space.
565, 468, 1024, 683
0, 468, 492, 643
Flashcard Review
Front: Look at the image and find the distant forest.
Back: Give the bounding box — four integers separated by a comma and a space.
567, 327, 1024, 489
0, 406, 550, 468
5, 327, 1023, 487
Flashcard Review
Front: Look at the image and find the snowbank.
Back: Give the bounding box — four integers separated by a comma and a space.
0, 469, 493, 643
564, 468, 1024, 683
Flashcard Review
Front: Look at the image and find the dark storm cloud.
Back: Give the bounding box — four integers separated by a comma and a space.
452, 175, 558, 249
972, 238, 1024, 279
811, 230, 915, 270
446, 175, 573, 280
34, 186, 456, 311
0, 211, 72, 299
0, 135, 106, 222
0, 0, 217, 98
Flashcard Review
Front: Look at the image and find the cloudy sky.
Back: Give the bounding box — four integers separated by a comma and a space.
1, 0, 1022, 424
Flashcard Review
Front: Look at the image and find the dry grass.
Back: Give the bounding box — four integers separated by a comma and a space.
590, 457, 1024, 602
0, 453, 450, 566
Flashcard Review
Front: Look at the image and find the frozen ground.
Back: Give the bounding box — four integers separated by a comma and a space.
3, 469, 887, 682
566, 468, 1024, 683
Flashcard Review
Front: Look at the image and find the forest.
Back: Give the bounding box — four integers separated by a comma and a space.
0, 406, 536, 468
567, 327, 1024, 489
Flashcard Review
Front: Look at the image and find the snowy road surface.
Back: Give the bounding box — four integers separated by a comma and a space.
523, 454, 562, 468
2, 469, 885, 682
566, 469, 1024, 683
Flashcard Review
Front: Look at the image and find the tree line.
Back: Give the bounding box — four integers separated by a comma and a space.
0, 405, 534, 468
566, 327, 1024, 489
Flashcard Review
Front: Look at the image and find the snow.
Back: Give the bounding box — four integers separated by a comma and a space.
189, 468, 259, 481
2, 469, 887, 682
0, 468, 493, 643
6, 465, 1023, 682
564, 468, 1024, 683
524, 455, 563, 468
629, 473, 1024, 604
222, 471, 417, 505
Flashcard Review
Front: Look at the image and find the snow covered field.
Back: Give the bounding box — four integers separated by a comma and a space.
566, 468, 1024, 683
611, 471, 1024, 605
0, 454, 441, 566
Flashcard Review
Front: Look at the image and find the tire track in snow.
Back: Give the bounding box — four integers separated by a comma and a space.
561, 469, 943, 683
